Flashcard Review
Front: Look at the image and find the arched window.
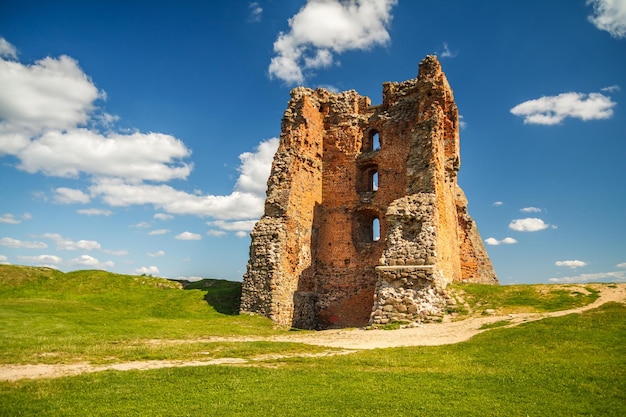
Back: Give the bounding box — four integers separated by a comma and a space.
362, 129, 381, 152
354, 210, 382, 244
357, 164, 378, 193
372, 217, 380, 241
371, 171, 379, 191
372, 131, 381, 151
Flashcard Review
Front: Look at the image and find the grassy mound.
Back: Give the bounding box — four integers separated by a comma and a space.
448, 282, 600, 316
0, 265, 282, 365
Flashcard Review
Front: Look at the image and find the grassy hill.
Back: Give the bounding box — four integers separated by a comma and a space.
0, 265, 624, 416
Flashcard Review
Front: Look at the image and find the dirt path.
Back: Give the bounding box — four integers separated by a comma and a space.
2, 284, 624, 382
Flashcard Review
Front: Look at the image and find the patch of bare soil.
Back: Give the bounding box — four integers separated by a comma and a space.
2, 284, 624, 381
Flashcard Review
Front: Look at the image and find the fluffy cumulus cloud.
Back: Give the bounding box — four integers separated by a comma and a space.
17, 254, 63, 265
484, 237, 518, 246
0, 38, 191, 182
0, 213, 22, 224
555, 260, 587, 269
54, 187, 91, 204
0, 39, 281, 231
135, 265, 160, 275
0, 237, 47, 249
0, 38, 18, 59
40, 233, 100, 251
587, 0, 626, 38
510, 91, 616, 125
89, 137, 279, 222
147, 250, 165, 257
549, 270, 626, 283
235, 138, 279, 196
69, 254, 113, 269
268, 0, 397, 84
509, 218, 551, 232
618, 262, 626, 268
175, 231, 202, 241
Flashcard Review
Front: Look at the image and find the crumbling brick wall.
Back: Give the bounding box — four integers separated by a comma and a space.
240, 56, 498, 329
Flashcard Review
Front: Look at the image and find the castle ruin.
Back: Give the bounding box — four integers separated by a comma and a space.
240, 56, 498, 329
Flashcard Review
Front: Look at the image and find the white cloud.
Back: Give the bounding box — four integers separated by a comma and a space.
0, 213, 21, 224
493, 201, 503, 207
153, 213, 173, 221
69, 254, 114, 269
616, 262, 626, 268
0, 237, 47, 249
249, 2, 263, 22
510, 91, 616, 125
89, 138, 279, 221
54, 187, 91, 204
549, 270, 626, 283
135, 265, 160, 276
601, 85, 621, 93
235, 231, 249, 238
77, 208, 112, 216
520, 207, 541, 213
0, 38, 17, 60
132, 222, 151, 228
149, 229, 170, 236
207, 219, 258, 232
0, 42, 279, 228
555, 260, 587, 269
233, 137, 278, 196
102, 249, 128, 256
174, 275, 204, 282
0, 254, 8, 264
17, 254, 63, 264
508, 218, 550, 232
587, 0, 626, 38
147, 250, 165, 257
484, 237, 517, 246
206, 230, 227, 237
0, 45, 192, 183
175, 231, 202, 241
0, 55, 99, 144
17, 129, 192, 182
268, 0, 397, 84
40, 233, 100, 250
458, 114, 467, 130
438, 42, 457, 58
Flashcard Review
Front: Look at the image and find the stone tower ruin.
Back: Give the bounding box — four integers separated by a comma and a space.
240, 56, 497, 329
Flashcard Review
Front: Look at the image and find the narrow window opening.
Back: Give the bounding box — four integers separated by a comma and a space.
362, 129, 381, 152
358, 164, 378, 193
372, 218, 380, 241
372, 132, 381, 150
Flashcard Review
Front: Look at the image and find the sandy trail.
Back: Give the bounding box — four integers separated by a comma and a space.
2, 284, 624, 382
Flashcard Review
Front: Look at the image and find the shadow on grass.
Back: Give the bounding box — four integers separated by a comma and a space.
178, 279, 242, 315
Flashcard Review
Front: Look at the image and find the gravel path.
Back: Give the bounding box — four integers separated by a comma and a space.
2, 284, 624, 381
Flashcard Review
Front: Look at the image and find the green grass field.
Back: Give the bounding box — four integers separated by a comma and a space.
1, 265, 624, 416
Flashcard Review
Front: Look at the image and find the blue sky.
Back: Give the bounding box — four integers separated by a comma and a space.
0, 0, 625, 284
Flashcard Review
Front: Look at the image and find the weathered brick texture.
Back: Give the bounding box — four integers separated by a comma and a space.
240, 56, 497, 329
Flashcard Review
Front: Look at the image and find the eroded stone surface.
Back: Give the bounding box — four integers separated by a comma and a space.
240, 56, 497, 329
